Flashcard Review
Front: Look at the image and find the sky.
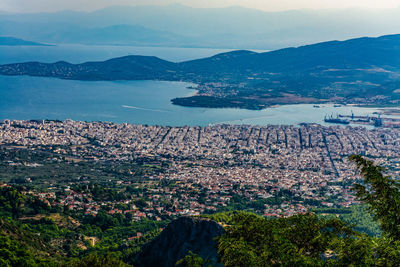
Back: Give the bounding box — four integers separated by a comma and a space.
1, 0, 399, 13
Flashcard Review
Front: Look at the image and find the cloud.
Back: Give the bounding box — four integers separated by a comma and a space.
1, 0, 399, 13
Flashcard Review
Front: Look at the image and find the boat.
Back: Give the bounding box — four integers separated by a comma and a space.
324, 115, 350, 125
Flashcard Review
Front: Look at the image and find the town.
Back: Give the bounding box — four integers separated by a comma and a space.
1, 119, 400, 218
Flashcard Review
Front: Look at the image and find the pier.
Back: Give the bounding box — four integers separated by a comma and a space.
326, 112, 400, 128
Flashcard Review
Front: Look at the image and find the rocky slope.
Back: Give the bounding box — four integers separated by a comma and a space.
136, 216, 224, 267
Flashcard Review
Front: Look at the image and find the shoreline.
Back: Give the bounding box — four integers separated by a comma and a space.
2, 103, 397, 129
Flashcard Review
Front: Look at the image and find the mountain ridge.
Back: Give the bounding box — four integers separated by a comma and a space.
1, 34, 400, 109
2, 5, 400, 49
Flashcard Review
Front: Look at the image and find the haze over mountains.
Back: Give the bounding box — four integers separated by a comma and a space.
1, 4, 400, 49
0, 37, 49, 46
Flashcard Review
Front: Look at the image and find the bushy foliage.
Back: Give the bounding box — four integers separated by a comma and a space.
68, 253, 131, 267
2, 155, 400, 266
314, 205, 382, 236
217, 212, 369, 266
216, 156, 400, 266
176, 251, 206, 267
0, 186, 53, 219
349, 155, 400, 240
0, 219, 60, 266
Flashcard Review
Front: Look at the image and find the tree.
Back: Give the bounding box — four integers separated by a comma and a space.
0, 188, 25, 219
176, 251, 206, 267
68, 253, 130, 267
349, 155, 400, 240
217, 211, 362, 266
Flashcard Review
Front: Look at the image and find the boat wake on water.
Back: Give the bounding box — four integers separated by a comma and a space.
122, 105, 169, 113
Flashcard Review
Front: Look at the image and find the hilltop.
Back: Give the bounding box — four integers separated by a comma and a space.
136, 217, 224, 267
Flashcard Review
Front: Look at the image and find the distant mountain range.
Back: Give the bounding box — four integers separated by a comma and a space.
0, 36, 49, 46
1, 4, 400, 49
1, 34, 400, 109
0, 25, 185, 47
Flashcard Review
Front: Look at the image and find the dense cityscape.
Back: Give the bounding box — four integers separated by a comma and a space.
1, 119, 399, 218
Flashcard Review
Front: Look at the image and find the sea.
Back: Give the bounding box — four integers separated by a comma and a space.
0, 44, 391, 127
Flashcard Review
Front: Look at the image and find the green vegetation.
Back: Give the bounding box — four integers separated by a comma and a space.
218, 212, 362, 266
350, 155, 400, 240
0, 218, 62, 266
314, 205, 382, 237
213, 156, 400, 266
216, 210, 400, 266
1, 154, 400, 266
217, 188, 304, 213
171, 96, 266, 110
176, 251, 206, 267
0, 145, 166, 189
68, 253, 130, 267
0, 185, 167, 266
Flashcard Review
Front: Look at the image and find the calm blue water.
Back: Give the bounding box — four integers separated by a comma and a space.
0, 45, 392, 126
0, 75, 384, 126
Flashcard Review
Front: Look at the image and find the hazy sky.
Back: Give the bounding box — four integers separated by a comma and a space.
1, 0, 399, 13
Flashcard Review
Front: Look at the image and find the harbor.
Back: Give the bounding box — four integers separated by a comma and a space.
324, 111, 400, 128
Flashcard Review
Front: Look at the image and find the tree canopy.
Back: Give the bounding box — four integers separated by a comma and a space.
215, 155, 400, 266
349, 155, 400, 240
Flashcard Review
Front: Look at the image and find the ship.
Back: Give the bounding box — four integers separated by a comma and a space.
373, 115, 383, 127
324, 115, 350, 125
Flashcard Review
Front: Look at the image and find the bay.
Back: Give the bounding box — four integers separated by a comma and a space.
0, 75, 383, 127
0, 45, 390, 127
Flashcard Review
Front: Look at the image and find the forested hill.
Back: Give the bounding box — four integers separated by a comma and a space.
182, 34, 400, 74
0, 56, 178, 81
2, 34, 400, 78
1, 34, 400, 108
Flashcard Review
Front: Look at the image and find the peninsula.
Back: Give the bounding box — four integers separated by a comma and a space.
0, 36, 51, 46
1, 34, 400, 109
